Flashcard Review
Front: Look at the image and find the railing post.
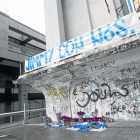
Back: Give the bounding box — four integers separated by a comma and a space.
10, 116, 13, 123
23, 102, 26, 125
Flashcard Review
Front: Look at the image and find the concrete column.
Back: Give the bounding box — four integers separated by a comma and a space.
4, 80, 12, 123
18, 84, 28, 111
44, 0, 65, 49
62, 0, 92, 40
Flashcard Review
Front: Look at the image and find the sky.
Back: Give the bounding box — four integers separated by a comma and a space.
0, 0, 46, 35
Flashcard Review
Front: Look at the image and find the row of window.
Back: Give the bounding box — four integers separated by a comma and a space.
8, 37, 45, 52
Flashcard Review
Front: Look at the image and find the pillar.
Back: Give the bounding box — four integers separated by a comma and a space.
44, 0, 65, 49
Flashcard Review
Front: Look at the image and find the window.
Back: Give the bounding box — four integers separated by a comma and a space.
8, 37, 45, 53
8, 37, 22, 44
35, 47, 44, 52
25, 44, 35, 50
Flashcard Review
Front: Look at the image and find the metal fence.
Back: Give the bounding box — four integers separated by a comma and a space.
0, 100, 46, 125
24, 100, 46, 123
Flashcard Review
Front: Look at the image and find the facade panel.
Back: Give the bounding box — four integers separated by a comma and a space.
0, 11, 46, 124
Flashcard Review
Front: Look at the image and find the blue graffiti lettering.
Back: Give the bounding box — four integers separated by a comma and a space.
91, 28, 103, 47
114, 19, 128, 38
26, 57, 35, 71
66, 41, 74, 56
104, 24, 115, 41
74, 36, 84, 54
44, 51, 48, 64
36, 55, 41, 68
25, 15, 136, 73
59, 44, 66, 59
26, 48, 54, 71
48, 48, 54, 62
130, 29, 135, 34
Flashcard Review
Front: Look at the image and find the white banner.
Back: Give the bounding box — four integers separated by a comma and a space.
25, 13, 140, 73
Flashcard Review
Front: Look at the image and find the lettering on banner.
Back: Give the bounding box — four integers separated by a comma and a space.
25, 13, 139, 73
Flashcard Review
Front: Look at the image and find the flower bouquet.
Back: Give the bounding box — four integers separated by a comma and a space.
77, 111, 85, 122
61, 116, 72, 128
42, 115, 50, 126
56, 112, 61, 123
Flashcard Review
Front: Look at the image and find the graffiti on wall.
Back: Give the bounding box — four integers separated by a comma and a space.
44, 85, 70, 120
46, 86, 68, 100
41, 58, 140, 120
30, 42, 140, 121
69, 58, 140, 120
72, 81, 129, 108
91, 61, 116, 71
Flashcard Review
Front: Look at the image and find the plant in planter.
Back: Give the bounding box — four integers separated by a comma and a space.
77, 111, 85, 122
42, 115, 50, 126
56, 112, 61, 123
61, 116, 72, 128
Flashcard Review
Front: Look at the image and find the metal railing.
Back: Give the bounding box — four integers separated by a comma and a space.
0, 101, 46, 125
0, 110, 24, 124
23, 102, 46, 124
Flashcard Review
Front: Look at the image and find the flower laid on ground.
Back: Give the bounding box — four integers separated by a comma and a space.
77, 111, 85, 116
60, 116, 72, 128
77, 111, 85, 122
42, 115, 52, 125
65, 117, 72, 122
42, 115, 50, 126
61, 116, 72, 122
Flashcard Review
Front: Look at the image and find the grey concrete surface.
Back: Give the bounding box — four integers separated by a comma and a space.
1, 120, 140, 140
44, 0, 122, 49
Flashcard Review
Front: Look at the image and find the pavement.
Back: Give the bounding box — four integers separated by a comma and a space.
0, 120, 140, 140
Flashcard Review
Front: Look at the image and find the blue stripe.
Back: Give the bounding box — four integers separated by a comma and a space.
127, 0, 133, 13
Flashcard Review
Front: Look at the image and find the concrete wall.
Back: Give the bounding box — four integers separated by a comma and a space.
34, 38, 140, 121
44, 0, 133, 50
68, 44, 140, 120
44, 0, 120, 50
42, 0, 137, 121
87, 0, 117, 29
62, 0, 91, 40
44, 0, 65, 49
0, 13, 9, 54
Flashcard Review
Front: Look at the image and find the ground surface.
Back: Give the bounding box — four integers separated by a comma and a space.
0, 120, 140, 140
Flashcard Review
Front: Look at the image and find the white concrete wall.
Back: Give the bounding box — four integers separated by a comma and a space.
43, 0, 139, 121
44, 0, 119, 49
44, 0, 65, 49
69, 45, 140, 120
35, 39, 140, 121
62, 0, 91, 41
87, 0, 117, 29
